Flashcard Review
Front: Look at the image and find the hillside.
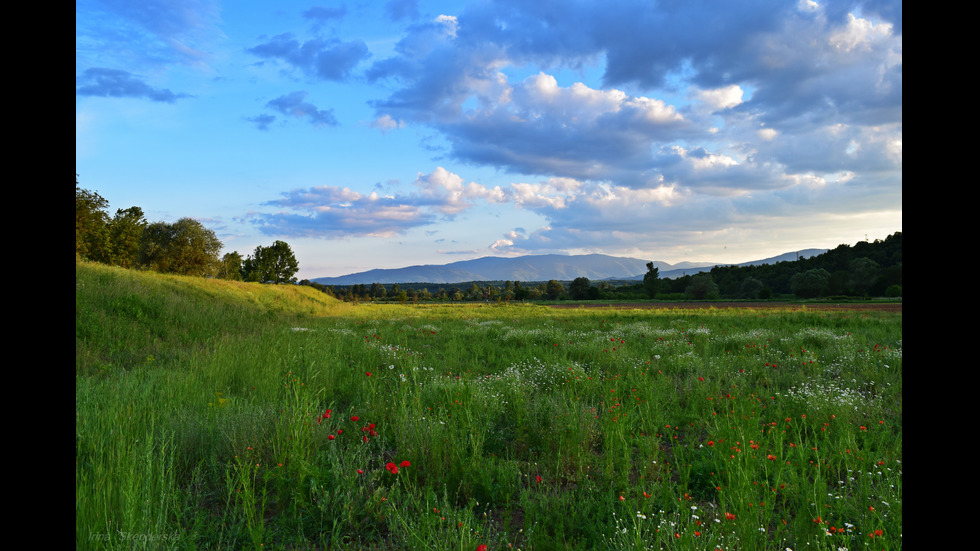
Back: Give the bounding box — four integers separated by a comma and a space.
75, 261, 347, 374
312, 249, 829, 285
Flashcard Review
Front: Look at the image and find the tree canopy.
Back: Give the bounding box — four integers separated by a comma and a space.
243, 240, 299, 284
139, 218, 223, 277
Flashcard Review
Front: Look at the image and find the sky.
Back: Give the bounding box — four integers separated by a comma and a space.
76, 0, 902, 280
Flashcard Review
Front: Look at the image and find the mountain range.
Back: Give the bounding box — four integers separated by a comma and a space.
311, 250, 828, 285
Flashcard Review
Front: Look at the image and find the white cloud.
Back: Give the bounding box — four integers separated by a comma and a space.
371, 114, 404, 133
829, 13, 894, 53
695, 85, 744, 111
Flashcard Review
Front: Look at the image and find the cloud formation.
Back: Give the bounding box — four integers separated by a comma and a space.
265, 91, 339, 127
76, 68, 190, 102
77, 0, 901, 270
248, 34, 370, 81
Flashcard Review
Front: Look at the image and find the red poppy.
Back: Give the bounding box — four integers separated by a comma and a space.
476, 545, 488, 551
535, 475, 542, 484
400, 460, 411, 468
328, 434, 336, 440
386, 462, 398, 474
322, 409, 332, 418
725, 512, 735, 521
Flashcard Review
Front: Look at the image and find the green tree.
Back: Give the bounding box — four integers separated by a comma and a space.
75, 179, 110, 262
107, 206, 147, 269
545, 280, 564, 300
643, 262, 661, 298
218, 251, 244, 280
513, 281, 530, 301
789, 268, 831, 298
569, 277, 592, 300
243, 240, 300, 284
848, 257, 880, 296
739, 276, 764, 299
685, 273, 719, 300
139, 218, 222, 276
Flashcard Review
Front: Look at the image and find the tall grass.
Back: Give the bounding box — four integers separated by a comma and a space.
76, 262, 902, 549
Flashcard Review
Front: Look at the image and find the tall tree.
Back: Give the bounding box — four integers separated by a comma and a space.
75, 178, 110, 261
569, 277, 592, 300
789, 268, 831, 298
139, 218, 222, 276
685, 273, 719, 300
643, 262, 661, 298
218, 251, 244, 280
545, 279, 564, 300
108, 206, 147, 268
243, 240, 300, 284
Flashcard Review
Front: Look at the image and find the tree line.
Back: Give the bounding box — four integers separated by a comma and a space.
300, 232, 902, 303
76, 178, 299, 283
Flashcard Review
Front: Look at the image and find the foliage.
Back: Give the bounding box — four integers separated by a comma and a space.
545, 279, 565, 300
642, 262, 660, 298
243, 240, 300, 284
107, 207, 147, 269
685, 273, 719, 299
568, 277, 592, 300
790, 268, 832, 298
76, 178, 110, 261
75, 178, 230, 280
218, 251, 244, 281
139, 218, 223, 277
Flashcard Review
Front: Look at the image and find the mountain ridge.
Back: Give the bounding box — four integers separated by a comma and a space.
311, 250, 828, 285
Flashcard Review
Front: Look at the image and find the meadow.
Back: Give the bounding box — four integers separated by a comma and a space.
76, 263, 902, 550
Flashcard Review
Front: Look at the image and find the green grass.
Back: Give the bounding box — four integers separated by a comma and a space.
76, 262, 902, 550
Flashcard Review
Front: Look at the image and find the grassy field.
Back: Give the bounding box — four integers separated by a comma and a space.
76, 262, 902, 550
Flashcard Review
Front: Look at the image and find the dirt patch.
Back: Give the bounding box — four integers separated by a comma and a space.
546, 301, 902, 312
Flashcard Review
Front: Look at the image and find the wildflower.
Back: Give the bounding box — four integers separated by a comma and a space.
328, 434, 336, 440
386, 462, 399, 474
725, 512, 736, 521
535, 475, 542, 483
400, 460, 411, 468
351, 416, 359, 422
357, 469, 364, 474
322, 409, 332, 419
477, 545, 488, 551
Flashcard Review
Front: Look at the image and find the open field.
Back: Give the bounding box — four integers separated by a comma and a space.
547, 302, 902, 312
76, 263, 902, 550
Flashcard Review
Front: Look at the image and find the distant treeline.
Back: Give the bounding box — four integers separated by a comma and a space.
300, 232, 902, 302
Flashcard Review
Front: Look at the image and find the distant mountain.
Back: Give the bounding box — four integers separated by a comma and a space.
311, 249, 828, 285
652, 249, 828, 279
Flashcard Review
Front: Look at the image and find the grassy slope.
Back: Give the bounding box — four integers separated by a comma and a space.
75, 261, 348, 375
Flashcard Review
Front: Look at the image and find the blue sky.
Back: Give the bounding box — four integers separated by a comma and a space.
76, 0, 902, 280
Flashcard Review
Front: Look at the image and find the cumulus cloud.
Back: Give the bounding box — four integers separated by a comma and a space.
248, 33, 370, 81
76, 68, 191, 102
365, 0, 900, 194
253, 167, 507, 238
254, 0, 900, 257
265, 91, 339, 127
